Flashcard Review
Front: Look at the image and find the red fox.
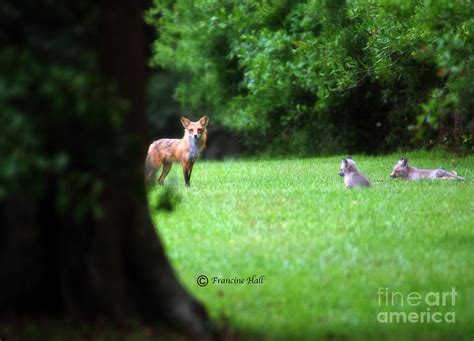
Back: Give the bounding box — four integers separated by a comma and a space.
145, 115, 209, 187
390, 157, 465, 180
339, 156, 371, 188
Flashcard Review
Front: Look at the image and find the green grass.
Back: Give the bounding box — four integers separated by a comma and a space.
149, 151, 474, 340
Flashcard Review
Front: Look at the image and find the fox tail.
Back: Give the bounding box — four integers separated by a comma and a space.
145, 154, 160, 185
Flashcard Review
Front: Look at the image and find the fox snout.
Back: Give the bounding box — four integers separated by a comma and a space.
188, 132, 201, 140
390, 173, 396, 178
339, 171, 344, 176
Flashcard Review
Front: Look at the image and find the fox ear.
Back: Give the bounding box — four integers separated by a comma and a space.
401, 158, 408, 166
199, 115, 209, 127
346, 155, 352, 160
181, 116, 191, 128
342, 158, 348, 165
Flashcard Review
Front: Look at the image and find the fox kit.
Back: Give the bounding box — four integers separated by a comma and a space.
145, 115, 209, 187
339, 157, 370, 188
390, 157, 464, 180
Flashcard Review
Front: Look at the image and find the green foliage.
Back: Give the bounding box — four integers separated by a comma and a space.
148, 184, 182, 213
148, 0, 474, 154
414, 1, 474, 148
0, 2, 131, 221
152, 153, 474, 339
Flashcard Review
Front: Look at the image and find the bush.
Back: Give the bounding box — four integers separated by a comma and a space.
148, 0, 474, 155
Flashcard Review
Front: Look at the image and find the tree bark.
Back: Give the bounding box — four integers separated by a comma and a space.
0, 0, 210, 337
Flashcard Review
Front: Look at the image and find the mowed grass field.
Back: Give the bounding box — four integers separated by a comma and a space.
149, 151, 474, 340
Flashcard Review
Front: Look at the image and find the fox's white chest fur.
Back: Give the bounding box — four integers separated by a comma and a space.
187, 137, 200, 162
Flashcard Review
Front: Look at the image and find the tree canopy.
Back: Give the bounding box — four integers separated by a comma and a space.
148, 0, 474, 155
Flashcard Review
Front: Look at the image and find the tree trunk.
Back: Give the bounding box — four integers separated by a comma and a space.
0, 0, 210, 337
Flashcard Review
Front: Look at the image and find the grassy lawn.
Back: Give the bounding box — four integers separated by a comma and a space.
149, 151, 474, 340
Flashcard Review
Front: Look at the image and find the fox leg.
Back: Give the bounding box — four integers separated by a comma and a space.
181, 161, 194, 187
158, 161, 172, 185
187, 162, 194, 181
445, 171, 465, 180
437, 169, 465, 180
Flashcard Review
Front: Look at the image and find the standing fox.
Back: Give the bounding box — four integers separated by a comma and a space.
145, 115, 209, 187
390, 157, 465, 180
339, 156, 371, 188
